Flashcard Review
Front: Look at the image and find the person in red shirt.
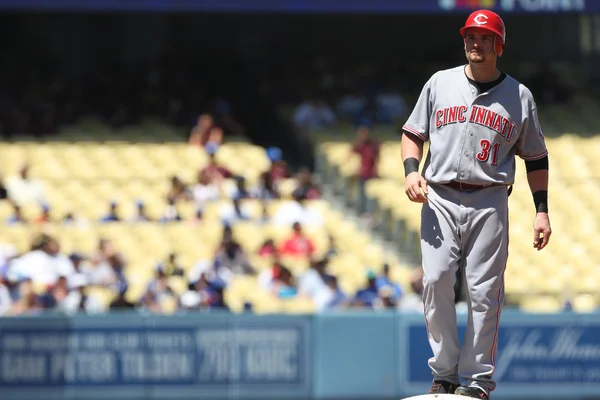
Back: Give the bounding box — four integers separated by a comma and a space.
201, 144, 233, 184
278, 222, 315, 258
351, 119, 380, 216
258, 239, 278, 258
266, 147, 291, 184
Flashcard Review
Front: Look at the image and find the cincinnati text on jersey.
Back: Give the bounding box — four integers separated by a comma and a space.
435, 105, 516, 142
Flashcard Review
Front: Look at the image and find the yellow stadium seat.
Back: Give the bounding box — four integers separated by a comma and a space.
571, 294, 598, 313
281, 297, 316, 314
520, 295, 565, 313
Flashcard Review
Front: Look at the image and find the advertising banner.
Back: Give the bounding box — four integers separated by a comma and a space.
399, 313, 600, 399
0, 0, 593, 13
0, 315, 312, 399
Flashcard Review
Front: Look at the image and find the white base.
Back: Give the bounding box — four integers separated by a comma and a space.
402, 395, 465, 400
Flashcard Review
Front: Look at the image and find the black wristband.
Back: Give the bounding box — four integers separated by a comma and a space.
403, 157, 420, 177
533, 190, 548, 213
525, 156, 549, 173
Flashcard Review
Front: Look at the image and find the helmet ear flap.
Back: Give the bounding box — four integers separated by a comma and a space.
495, 35, 504, 57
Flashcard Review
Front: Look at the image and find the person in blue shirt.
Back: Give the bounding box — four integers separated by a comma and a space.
99, 201, 120, 222
375, 263, 403, 302
354, 270, 380, 308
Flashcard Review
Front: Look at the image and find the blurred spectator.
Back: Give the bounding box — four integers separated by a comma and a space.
292, 97, 336, 132
188, 272, 217, 307
230, 176, 252, 200
132, 200, 153, 222
183, 271, 229, 310
258, 238, 278, 257
144, 266, 176, 304
278, 222, 315, 258
258, 261, 280, 290
160, 199, 183, 223
209, 286, 229, 310
254, 171, 280, 200
400, 267, 424, 313
63, 212, 76, 223
376, 285, 398, 310
206, 125, 225, 147
298, 258, 328, 299
62, 211, 87, 228
0, 269, 11, 315
179, 290, 202, 311
0, 243, 17, 273
272, 192, 324, 226
213, 99, 246, 138
8, 234, 74, 287
138, 291, 162, 314
7, 278, 44, 316
267, 147, 292, 184
89, 239, 127, 288
292, 167, 321, 200
69, 253, 92, 279
190, 207, 204, 226
257, 202, 271, 225
189, 114, 214, 147
99, 201, 121, 222
216, 225, 237, 251
353, 270, 379, 308
375, 264, 403, 302
0, 172, 8, 201
202, 145, 233, 183
271, 264, 297, 299
219, 198, 252, 225
6, 202, 26, 224
166, 176, 192, 204
213, 231, 255, 283
5, 163, 46, 206
192, 170, 220, 212
48, 276, 69, 308
351, 119, 380, 215
337, 88, 367, 122
60, 273, 105, 314
325, 234, 338, 258
375, 86, 406, 124
158, 253, 185, 277
34, 203, 52, 224
314, 275, 347, 312
109, 282, 136, 310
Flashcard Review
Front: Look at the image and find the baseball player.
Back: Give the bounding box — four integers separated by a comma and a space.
401, 10, 552, 399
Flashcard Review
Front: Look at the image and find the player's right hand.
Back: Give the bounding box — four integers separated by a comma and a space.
405, 172, 429, 203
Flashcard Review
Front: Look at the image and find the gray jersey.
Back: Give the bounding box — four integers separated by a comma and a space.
403, 65, 547, 185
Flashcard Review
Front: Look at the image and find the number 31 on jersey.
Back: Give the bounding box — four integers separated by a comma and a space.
477, 139, 500, 165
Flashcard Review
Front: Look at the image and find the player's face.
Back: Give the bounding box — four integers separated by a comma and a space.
464, 28, 496, 64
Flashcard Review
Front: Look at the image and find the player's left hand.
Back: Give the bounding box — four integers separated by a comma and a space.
533, 212, 552, 251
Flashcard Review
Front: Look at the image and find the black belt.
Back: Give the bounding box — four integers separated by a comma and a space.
445, 181, 504, 191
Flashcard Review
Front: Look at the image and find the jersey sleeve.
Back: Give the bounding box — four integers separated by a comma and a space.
515, 104, 548, 161
402, 78, 433, 142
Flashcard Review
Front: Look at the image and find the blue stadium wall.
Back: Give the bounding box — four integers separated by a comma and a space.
1, 311, 599, 399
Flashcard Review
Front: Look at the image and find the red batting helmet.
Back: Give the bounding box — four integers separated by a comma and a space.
460, 10, 506, 56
